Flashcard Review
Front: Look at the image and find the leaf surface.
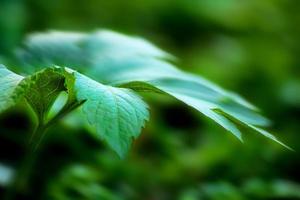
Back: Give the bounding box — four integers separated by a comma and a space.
72, 71, 149, 158
0, 64, 24, 113
16, 31, 87, 74
22, 68, 66, 122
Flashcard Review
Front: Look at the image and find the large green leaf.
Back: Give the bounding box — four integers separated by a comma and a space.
147, 77, 269, 126
17, 32, 87, 74
16, 30, 171, 74
0, 64, 24, 113
70, 70, 149, 158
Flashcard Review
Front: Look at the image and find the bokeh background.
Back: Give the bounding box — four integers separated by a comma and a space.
0, 0, 300, 199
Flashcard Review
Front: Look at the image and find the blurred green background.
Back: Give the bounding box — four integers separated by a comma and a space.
0, 0, 300, 199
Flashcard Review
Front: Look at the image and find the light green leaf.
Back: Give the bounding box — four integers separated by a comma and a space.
71, 71, 149, 158
167, 93, 243, 141
16, 30, 172, 75
132, 79, 289, 148
248, 125, 293, 151
85, 30, 172, 59
214, 109, 291, 150
17, 31, 87, 74
0, 64, 24, 113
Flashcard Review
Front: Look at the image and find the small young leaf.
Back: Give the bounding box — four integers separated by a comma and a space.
21, 68, 66, 122
0, 64, 24, 113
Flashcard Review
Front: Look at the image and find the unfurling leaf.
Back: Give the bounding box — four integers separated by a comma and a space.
21, 68, 66, 122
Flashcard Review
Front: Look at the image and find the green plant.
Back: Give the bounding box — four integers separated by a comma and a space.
0, 29, 291, 158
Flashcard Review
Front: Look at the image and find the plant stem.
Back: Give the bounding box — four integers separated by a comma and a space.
4, 124, 46, 200
4, 99, 83, 200
31, 100, 83, 151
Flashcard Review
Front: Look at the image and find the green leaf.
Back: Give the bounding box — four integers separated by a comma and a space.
15, 30, 289, 149
167, 93, 243, 141
123, 75, 291, 148
0, 64, 24, 113
248, 125, 293, 151
16, 30, 172, 75
17, 32, 87, 74
21, 68, 66, 122
70, 70, 149, 158
214, 109, 292, 150
85, 30, 172, 59
147, 77, 270, 126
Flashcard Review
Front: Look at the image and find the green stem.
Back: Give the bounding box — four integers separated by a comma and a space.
4, 124, 46, 200
5, 99, 83, 200
31, 100, 83, 151
29, 122, 48, 151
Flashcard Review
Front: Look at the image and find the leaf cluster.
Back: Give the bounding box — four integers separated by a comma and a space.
0, 30, 291, 157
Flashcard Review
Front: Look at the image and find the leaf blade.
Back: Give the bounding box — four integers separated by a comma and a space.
72, 71, 149, 158
0, 64, 24, 113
